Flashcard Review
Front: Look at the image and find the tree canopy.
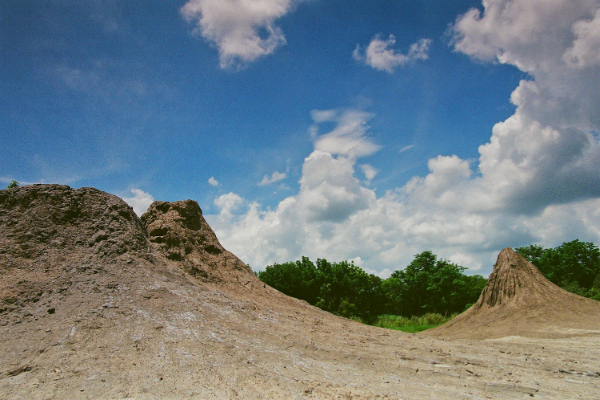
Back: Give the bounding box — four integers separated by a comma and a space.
516, 240, 600, 300
258, 240, 600, 324
259, 252, 486, 321
259, 257, 386, 321
382, 251, 486, 317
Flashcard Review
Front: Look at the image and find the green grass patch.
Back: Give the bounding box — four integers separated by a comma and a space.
372, 313, 457, 333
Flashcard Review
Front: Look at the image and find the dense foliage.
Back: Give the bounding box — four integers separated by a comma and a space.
259, 240, 600, 325
381, 251, 487, 317
516, 240, 600, 300
258, 257, 386, 322
7, 180, 18, 189
258, 252, 486, 322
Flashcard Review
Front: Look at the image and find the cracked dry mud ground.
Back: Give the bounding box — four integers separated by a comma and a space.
1, 185, 599, 399
2, 273, 599, 399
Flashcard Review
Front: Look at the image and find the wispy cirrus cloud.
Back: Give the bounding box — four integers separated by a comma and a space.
399, 144, 415, 153
258, 171, 287, 186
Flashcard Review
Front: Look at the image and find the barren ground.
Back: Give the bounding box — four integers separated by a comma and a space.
1, 185, 599, 399
2, 268, 600, 399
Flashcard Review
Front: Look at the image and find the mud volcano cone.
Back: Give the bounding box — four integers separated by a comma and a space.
476, 248, 565, 309
425, 248, 600, 339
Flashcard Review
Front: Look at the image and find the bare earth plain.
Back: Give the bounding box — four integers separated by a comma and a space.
1, 185, 599, 399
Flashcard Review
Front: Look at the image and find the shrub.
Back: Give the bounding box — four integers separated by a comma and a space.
373, 312, 457, 333
7, 180, 19, 188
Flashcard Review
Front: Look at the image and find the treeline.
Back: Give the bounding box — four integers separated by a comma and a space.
258, 251, 486, 322
258, 240, 600, 323
516, 240, 600, 300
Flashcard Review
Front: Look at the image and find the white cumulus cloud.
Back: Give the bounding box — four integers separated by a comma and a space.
564, 9, 600, 68
297, 151, 376, 222
181, 0, 303, 69
449, 0, 600, 214
122, 189, 154, 216
353, 34, 432, 73
207, 0, 600, 276
208, 176, 220, 187
360, 164, 378, 182
310, 109, 381, 158
214, 192, 244, 217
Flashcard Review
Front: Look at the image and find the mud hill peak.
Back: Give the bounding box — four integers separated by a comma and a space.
141, 199, 253, 284
0, 184, 148, 263
476, 247, 567, 308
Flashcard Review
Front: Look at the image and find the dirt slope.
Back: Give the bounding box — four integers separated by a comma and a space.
1, 185, 599, 399
425, 247, 600, 340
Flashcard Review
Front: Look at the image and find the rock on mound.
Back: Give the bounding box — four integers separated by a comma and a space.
425, 248, 600, 339
141, 200, 256, 284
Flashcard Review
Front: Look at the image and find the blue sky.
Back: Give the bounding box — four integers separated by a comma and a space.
2, 0, 600, 276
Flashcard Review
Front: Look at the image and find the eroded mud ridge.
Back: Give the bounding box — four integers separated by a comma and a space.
1, 184, 599, 399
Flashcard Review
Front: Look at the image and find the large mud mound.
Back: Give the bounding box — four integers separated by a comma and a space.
0, 185, 258, 319
0, 184, 150, 314
426, 248, 600, 339
0, 184, 148, 262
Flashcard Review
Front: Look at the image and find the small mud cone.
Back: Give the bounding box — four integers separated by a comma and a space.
474, 248, 563, 309
424, 248, 600, 339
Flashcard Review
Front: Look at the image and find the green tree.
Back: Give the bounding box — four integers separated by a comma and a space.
7, 180, 18, 188
258, 256, 320, 304
313, 259, 385, 321
460, 274, 488, 310
516, 240, 600, 298
259, 253, 486, 321
383, 251, 484, 317
260, 257, 386, 321
381, 271, 407, 315
513, 244, 545, 266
